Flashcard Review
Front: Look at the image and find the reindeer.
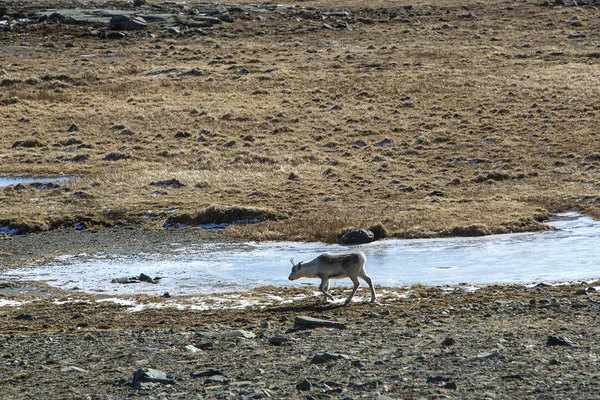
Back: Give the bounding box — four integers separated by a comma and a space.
288, 251, 376, 305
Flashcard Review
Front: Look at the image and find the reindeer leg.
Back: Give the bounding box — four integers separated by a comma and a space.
319, 278, 334, 302
323, 280, 331, 302
360, 272, 377, 303
343, 276, 360, 305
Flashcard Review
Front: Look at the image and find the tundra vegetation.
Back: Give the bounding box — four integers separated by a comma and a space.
2, 0, 600, 243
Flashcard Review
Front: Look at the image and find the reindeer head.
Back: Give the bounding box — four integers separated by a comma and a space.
288, 258, 303, 280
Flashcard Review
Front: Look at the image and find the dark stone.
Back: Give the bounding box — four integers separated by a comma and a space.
12, 139, 44, 148
442, 337, 456, 346
219, 14, 235, 23
204, 375, 231, 385
107, 31, 126, 40
547, 335, 576, 346
501, 374, 524, 380
294, 316, 347, 330
111, 277, 140, 284
109, 15, 147, 31
68, 123, 79, 132
138, 273, 160, 284
369, 224, 387, 240
427, 376, 451, 383
477, 351, 506, 360
103, 152, 131, 161
296, 380, 313, 391
191, 369, 222, 378
339, 229, 375, 245
174, 131, 191, 138
151, 178, 185, 188
15, 313, 35, 321
268, 336, 291, 346
444, 381, 457, 389
196, 341, 214, 349
310, 352, 348, 364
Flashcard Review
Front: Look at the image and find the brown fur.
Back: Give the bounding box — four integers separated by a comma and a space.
318, 253, 359, 270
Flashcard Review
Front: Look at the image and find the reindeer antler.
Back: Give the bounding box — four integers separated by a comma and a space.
290, 258, 295, 266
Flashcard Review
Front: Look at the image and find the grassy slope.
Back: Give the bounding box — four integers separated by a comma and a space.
1, 0, 600, 241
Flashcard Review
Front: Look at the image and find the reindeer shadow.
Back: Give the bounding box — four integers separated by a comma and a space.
265, 302, 343, 313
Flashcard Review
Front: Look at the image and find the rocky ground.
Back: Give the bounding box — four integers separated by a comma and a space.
1, 267, 600, 399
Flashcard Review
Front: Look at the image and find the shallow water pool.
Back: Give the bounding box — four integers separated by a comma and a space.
2, 212, 599, 296
0, 176, 70, 187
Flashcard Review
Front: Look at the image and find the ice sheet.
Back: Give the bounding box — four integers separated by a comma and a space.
2, 212, 599, 296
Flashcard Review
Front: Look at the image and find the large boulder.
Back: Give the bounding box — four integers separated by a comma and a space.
339, 229, 375, 245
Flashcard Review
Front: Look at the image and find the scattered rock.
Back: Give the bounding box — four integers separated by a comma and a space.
296, 379, 313, 391
224, 330, 256, 339
15, 313, 35, 321
294, 316, 347, 330
103, 152, 131, 162
111, 274, 161, 284
108, 15, 148, 31
111, 277, 140, 284
444, 381, 458, 389
311, 352, 349, 364
501, 373, 524, 380
12, 139, 44, 148
150, 178, 185, 188
191, 369, 222, 378
174, 131, 191, 138
68, 123, 79, 132
375, 138, 391, 147
106, 32, 127, 40
196, 341, 214, 350
547, 335, 576, 347
184, 345, 201, 353
339, 229, 375, 245
131, 368, 175, 390
442, 337, 456, 346
204, 375, 231, 385
369, 224, 388, 240
427, 375, 451, 383
260, 321, 271, 328
268, 336, 292, 346
60, 366, 88, 374
219, 14, 235, 23
477, 351, 506, 360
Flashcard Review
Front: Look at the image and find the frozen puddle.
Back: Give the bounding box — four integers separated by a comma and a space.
0, 176, 70, 187
2, 212, 600, 297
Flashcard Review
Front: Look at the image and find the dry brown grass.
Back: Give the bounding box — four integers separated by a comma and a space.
1, 0, 600, 241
